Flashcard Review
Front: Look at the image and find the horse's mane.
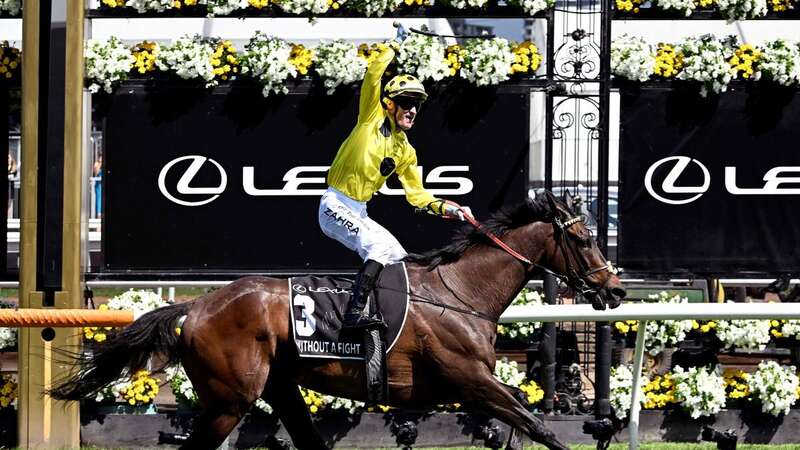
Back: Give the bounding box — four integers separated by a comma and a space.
404, 194, 556, 270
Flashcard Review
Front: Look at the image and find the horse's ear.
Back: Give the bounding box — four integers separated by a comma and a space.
544, 190, 559, 215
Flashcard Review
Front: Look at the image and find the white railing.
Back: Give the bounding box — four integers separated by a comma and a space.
498, 302, 800, 450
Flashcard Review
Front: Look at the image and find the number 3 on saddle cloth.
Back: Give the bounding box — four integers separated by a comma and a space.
289, 263, 410, 404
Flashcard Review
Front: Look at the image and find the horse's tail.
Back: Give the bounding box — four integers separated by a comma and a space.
49, 301, 193, 401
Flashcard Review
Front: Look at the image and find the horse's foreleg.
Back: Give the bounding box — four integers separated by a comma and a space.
264, 380, 329, 450
180, 409, 244, 450
454, 365, 569, 450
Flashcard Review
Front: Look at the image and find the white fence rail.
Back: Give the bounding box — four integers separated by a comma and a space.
498, 303, 800, 450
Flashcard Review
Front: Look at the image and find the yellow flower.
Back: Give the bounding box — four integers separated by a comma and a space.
653, 43, 683, 78
729, 44, 761, 80
694, 0, 714, 7
769, 0, 792, 10
510, 41, 542, 75
289, 44, 313, 76
616, 0, 642, 12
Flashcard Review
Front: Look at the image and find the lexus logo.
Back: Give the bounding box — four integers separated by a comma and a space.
158, 155, 227, 206
157, 155, 474, 206
645, 156, 710, 205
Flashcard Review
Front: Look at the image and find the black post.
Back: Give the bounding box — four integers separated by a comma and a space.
541, 273, 558, 412
35, 0, 66, 305
594, 0, 613, 419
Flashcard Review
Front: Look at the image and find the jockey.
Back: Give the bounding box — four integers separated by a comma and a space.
319, 27, 473, 330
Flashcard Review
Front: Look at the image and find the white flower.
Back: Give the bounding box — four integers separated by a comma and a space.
85, 37, 135, 94
493, 358, 526, 387
497, 288, 543, 341
610, 365, 647, 420
396, 34, 450, 82
156, 35, 216, 85
240, 32, 296, 97
349, 0, 401, 16
0, 0, 21, 15
277, 0, 333, 14
716, 0, 767, 21
716, 302, 772, 351
125, 0, 175, 12
508, 0, 554, 15
611, 35, 654, 82
677, 35, 736, 97
0, 327, 16, 350
321, 394, 365, 414
440, 0, 489, 9
199, 0, 249, 15
747, 361, 799, 416
779, 320, 800, 338
461, 38, 515, 87
106, 289, 168, 317
672, 365, 726, 419
313, 40, 367, 94
759, 39, 800, 86
641, 292, 693, 356
654, 0, 695, 15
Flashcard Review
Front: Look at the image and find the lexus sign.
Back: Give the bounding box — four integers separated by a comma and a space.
102, 81, 530, 272
618, 86, 800, 274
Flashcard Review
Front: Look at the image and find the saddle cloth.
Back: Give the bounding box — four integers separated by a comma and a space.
289, 262, 410, 360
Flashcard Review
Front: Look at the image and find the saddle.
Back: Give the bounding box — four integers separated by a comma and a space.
288, 263, 410, 403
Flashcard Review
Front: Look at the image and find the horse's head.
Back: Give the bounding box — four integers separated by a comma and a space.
536, 190, 626, 310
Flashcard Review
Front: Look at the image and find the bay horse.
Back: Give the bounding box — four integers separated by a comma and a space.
51, 191, 625, 450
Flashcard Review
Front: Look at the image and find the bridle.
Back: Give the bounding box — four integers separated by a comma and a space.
462, 209, 617, 299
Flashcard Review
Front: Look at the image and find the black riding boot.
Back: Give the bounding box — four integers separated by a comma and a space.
342, 259, 384, 329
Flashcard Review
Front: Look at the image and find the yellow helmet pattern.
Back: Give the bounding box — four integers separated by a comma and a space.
383, 74, 428, 101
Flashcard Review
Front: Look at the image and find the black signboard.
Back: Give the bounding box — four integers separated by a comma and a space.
101, 80, 529, 273
618, 84, 800, 275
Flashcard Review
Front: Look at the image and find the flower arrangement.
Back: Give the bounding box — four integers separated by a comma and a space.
0, 0, 21, 16
728, 44, 761, 79
0, 326, 16, 351
747, 361, 799, 416
497, 288, 543, 342
508, 0, 555, 15
615, 0, 643, 13
610, 365, 646, 419
671, 365, 726, 418
611, 35, 655, 83
518, 379, 544, 406
199, 0, 249, 15
85, 37, 136, 94
131, 41, 160, 75
642, 372, 679, 409
768, 0, 794, 10
348, 0, 401, 16
313, 40, 367, 94
723, 368, 750, 401
84, 290, 168, 344
510, 41, 543, 75
716, 0, 768, 20
0, 374, 16, 409
209, 39, 240, 82
248, 0, 273, 7
772, 318, 800, 339
654, 0, 696, 16
321, 394, 365, 414
445, 44, 467, 77
289, 44, 314, 76
438, 0, 489, 9
0, 42, 20, 81
156, 35, 216, 84
396, 33, 450, 82
173, 0, 201, 9
277, 0, 332, 15
758, 39, 800, 86
615, 292, 693, 356
691, 319, 717, 335
241, 33, 296, 97
460, 38, 515, 87
493, 358, 527, 387
715, 304, 772, 351
125, 0, 175, 12
677, 35, 736, 97
115, 370, 160, 406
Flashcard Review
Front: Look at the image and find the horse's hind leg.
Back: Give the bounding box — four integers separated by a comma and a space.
264, 378, 329, 450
